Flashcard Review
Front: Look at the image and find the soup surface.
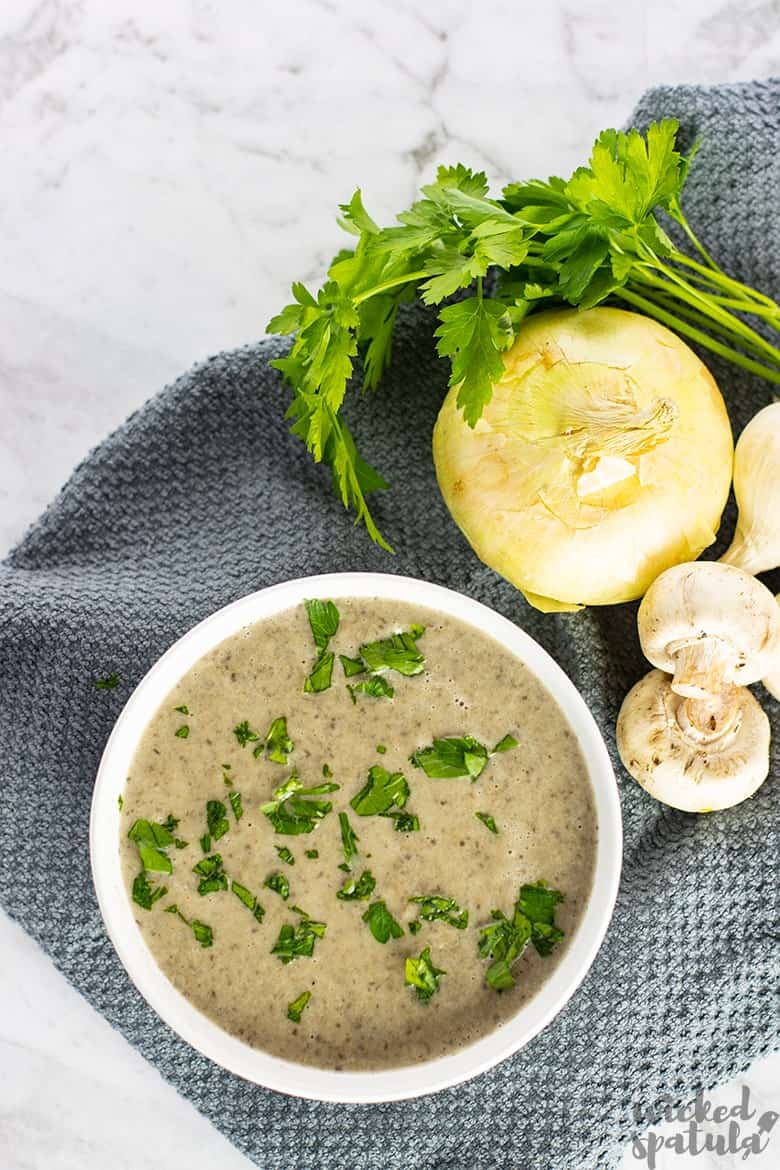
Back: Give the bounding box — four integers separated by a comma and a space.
120, 597, 597, 1070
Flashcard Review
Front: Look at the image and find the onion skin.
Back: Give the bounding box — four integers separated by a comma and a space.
433, 307, 733, 610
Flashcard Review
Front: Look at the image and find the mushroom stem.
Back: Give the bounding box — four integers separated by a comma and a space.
675, 688, 741, 744
666, 637, 735, 699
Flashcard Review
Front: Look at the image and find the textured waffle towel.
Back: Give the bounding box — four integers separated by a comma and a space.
1, 79, 778, 1170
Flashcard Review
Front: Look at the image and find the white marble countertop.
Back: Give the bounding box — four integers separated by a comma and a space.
1, 2, 778, 1167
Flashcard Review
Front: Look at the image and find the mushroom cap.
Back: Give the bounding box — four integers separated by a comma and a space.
616, 668, 770, 812
638, 561, 780, 691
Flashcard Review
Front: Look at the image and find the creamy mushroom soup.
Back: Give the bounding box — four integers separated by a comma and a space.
120, 598, 597, 1070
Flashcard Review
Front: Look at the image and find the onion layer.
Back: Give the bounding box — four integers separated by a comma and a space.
433, 307, 733, 611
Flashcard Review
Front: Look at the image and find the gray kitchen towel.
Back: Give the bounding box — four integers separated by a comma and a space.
1, 79, 778, 1170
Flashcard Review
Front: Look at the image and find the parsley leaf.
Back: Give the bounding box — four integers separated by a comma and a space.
233, 720, 260, 748
94, 672, 119, 690
336, 869, 376, 901
478, 880, 565, 989
350, 764, 409, 816
405, 947, 446, 1001
261, 772, 339, 834
347, 676, 395, 702
264, 872, 291, 900
173, 704, 190, 714
232, 881, 266, 923
258, 715, 294, 764
304, 598, 340, 652
164, 904, 214, 947
475, 811, 499, 834
339, 811, 359, 868
287, 990, 312, 1023
362, 900, 404, 943
304, 848, 319, 859
206, 800, 230, 841
276, 845, 295, 865
358, 627, 426, 676
380, 810, 420, 832
410, 894, 469, 930
411, 732, 517, 780
174, 725, 190, 739
127, 819, 176, 874
304, 651, 335, 694
132, 871, 167, 910
192, 853, 229, 895
435, 293, 514, 426
228, 791, 243, 821
271, 913, 327, 964
340, 654, 366, 677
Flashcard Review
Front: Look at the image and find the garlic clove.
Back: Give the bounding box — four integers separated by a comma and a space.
616, 669, 770, 812
721, 402, 780, 575
762, 592, 780, 700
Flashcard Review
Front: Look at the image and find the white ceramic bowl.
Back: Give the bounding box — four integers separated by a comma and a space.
91, 572, 622, 1102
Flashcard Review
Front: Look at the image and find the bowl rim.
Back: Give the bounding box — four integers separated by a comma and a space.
90, 571, 622, 1103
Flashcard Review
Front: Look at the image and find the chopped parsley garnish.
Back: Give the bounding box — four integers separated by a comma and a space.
410, 731, 517, 781
405, 947, 445, 1001
127, 819, 177, 873
94, 672, 119, 690
232, 881, 265, 922
340, 654, 365, 677
475, 811, 499, 834
322, 763, 333, 778
336, 869, 376, 901
381, 810, 420, 832
478, 881, 565, 990
493, 733, 519, 753
287, 990, 312, 1023
276, 845, 295, 865
408, 919, 422, 935
257, 715, 294, 764
199, 833, 211, 853
192, 853, 229, 895
271, 913, 327, 963
174, 725, 190, 739
303, 599, 340, 692
233, 720, 260, 748
117, 794, 124, 811
160, 813, 188, 848
339, 811, 359, 868
376, 744, 387, 754
304, 848, 319, 859
206, 799, 230, 841
132, 871, 167, 910
350, 764, 409, 816
362, 900, 404, 943
358, 625, 426, 676
410, 894, 468, 930
164, 904, 214, 947
173, 704, 190, 714
229, 790, 243, 821
347, 676, 395, 702
261, 773, 339, 835
304, 651, 335, 693
264, 872, 291, 900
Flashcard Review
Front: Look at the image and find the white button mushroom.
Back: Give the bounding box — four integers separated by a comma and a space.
637, 561, 780, 699
616, 669, 770, 812
617, 560, 780, 812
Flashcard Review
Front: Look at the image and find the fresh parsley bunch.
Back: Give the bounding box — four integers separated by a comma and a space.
268, 119, 780, 550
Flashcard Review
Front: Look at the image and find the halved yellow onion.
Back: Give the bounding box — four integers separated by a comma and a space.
433, 307, 733, 611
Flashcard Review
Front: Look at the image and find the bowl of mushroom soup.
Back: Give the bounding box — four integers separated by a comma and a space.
91, 573, 622, 1101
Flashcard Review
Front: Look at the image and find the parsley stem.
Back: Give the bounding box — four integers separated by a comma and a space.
667, 204, 727, 276
632, 265, 780, 365
352, 270, 430, 307
614, 288, 780, 384
669, 251, 780, 312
